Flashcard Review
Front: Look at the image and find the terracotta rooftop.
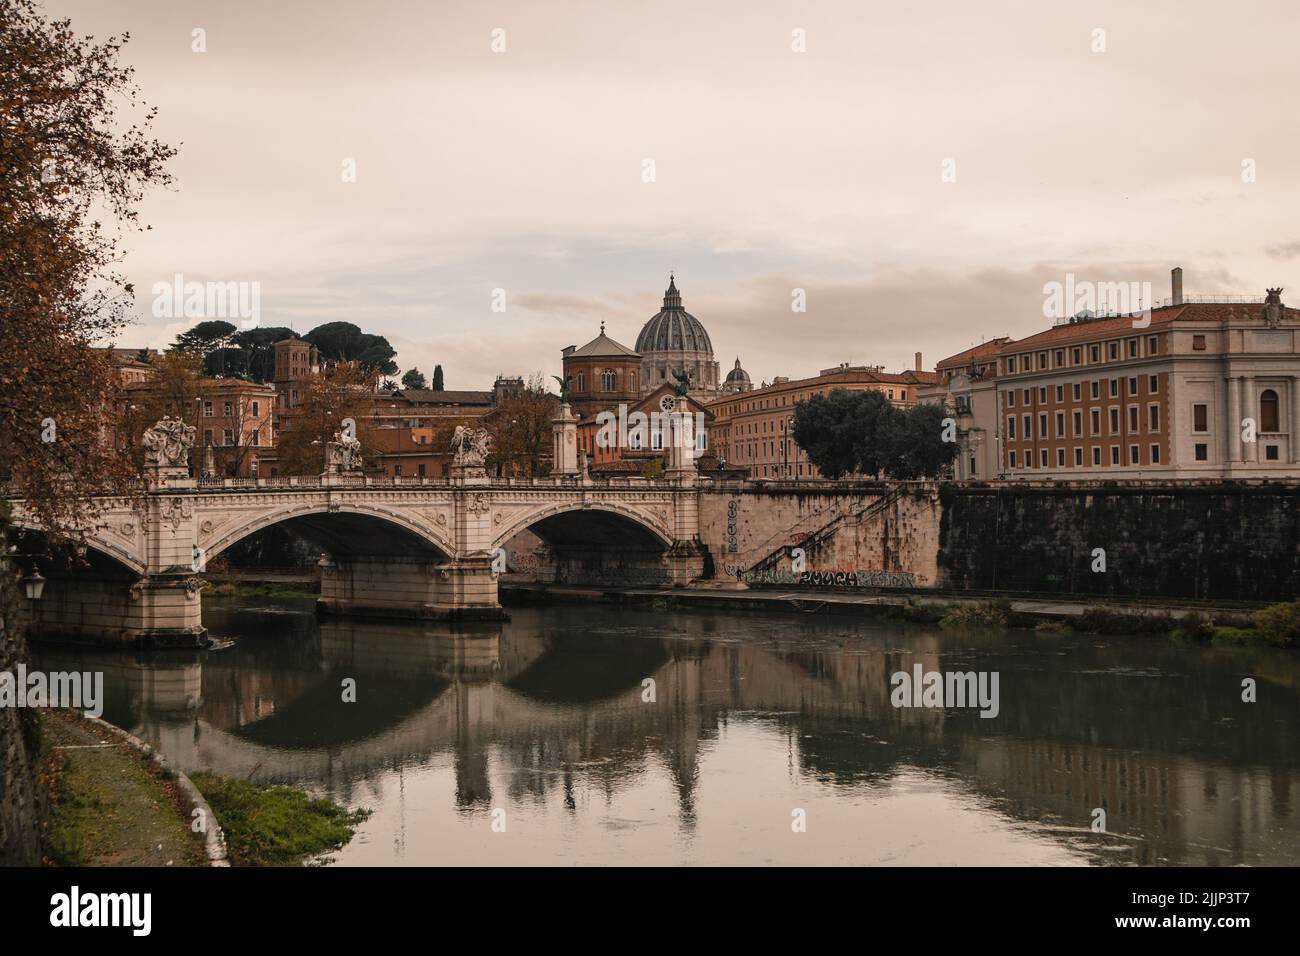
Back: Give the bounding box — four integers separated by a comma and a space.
936, 338, 1012, 370
997, 300, 1299, 353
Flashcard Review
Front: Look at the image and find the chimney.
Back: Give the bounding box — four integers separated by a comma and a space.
914, 351, 923, 372
1171, 267, 1183, 306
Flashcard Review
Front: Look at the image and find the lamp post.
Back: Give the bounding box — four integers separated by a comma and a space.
781, 418, 789, 478
22, 571, 45, 601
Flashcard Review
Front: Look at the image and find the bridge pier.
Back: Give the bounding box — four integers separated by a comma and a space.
318, 554, 507, 622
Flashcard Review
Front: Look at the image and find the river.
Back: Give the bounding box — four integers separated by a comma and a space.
35, 596, 1300, 866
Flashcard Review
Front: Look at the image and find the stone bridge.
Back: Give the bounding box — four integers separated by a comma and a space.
8, 467, 705, 645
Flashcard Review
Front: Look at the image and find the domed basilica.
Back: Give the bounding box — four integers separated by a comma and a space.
635, 274, 725, 401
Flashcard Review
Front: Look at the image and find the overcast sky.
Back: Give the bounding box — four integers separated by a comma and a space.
51, 0, 1300, 389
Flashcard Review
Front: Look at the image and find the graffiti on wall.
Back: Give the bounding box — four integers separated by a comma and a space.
731, 567, 917, 589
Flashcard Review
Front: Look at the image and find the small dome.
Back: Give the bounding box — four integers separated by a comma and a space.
725, 357, 750, 383
636, 275, 714, 354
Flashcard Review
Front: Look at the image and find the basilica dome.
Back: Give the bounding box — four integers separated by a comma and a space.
635, 275, 720, 398
636, 276, 713, 353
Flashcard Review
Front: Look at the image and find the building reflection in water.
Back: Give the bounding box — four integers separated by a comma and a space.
35, 598, 1300, 866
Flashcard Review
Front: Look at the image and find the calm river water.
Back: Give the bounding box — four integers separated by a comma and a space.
36, 597, 1300, 866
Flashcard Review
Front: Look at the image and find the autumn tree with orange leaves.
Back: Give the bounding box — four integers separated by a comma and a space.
0, 0, 176, 540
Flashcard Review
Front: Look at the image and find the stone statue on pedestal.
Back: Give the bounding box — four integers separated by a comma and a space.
142, 417, 196, 470
451, 425, 492, 467
326, 430, 363, 474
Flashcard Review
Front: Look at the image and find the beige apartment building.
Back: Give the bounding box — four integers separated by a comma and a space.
707, 360, 937, 478
996, 282, 1300, 478
920, 338, 1011, 479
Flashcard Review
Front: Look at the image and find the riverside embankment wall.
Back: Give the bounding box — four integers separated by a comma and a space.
696, 479, 1300, 602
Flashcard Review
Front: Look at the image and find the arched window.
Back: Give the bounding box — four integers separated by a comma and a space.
1260, 389, 1280, 432
575, 372, 585, 392
601, 369, 616, 392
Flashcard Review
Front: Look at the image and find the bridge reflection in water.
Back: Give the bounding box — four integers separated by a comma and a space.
36, 600, 1300, 866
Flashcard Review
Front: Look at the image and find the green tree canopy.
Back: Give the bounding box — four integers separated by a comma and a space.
401, 368, 427, 390
305, 321, 397, 376
791, 388, 956, 479
432, 365, 444, 390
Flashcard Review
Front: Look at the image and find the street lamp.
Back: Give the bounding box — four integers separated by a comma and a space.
22, 570, 44, 601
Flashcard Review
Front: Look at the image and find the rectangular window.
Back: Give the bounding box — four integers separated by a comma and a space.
1023, 414, 1032, 438
1007, 356, 1017, 373
1128, 377, 1138, 396
204, 401, 214, 417
1072, 383, 1081, 401
1108, 342, 1119, 360
1148, 375, 1158, 393
1023, 388, 1031, 404
1009, 450, 1018, 468
1038, 352, 1048, 369
1090, 409, 1101, 434
1129, 444, 1140, 465
223, 401, 233, 417
1090, 344, 1100, 362
1073, 447, 1082, 466
1109, 379, 1119, 398
1109, 408, 1120, 433
1147, 336, 1158, 354
223, 428, 233, 446
1055, 411, 1065, 437
418, 463, 426, 477
1150, 444, 1161, 464
1128, 406, 1139, 431
1007, 416, 1016, 439
1193, 403, 1208, 432
1057, 448, 1066, 466
1192, 335, 1207, 351
1055, 385, 1065, 403
251, 429, 260, 446
252, 400, 260, 417
1148, 405, 1160, 431
1039, 413, 1048, 437
1072, 347, 1082, 365
1090, 380, 1100, 400
1195, 443, 1208, 461
1127, 339, 1138, 358
1073, 410, 1083, 436
1111, 446, 1121, 465
1006, 390, 1015, 408
1040, 449, 1049, 467
1092, 446, 1101, 465
1054, 349, 1065, 367
394, 464, 402, 476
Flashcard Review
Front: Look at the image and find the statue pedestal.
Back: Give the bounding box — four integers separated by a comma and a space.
552, 403, 579, 476
449, 464, 489, 487
143, 465, 194, 491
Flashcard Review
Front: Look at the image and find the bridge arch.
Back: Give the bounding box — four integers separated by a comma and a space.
5, 521, 146, 576
203, 502, 455, 563
491, 501, 674, 552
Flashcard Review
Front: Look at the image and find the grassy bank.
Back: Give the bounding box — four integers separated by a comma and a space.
189, 773, 369, 866
205, 580, 319, 600
40, 711, 206, 867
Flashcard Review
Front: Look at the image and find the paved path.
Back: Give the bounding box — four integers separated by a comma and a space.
503, 583, 1257, 621
42, 711, 206, 867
